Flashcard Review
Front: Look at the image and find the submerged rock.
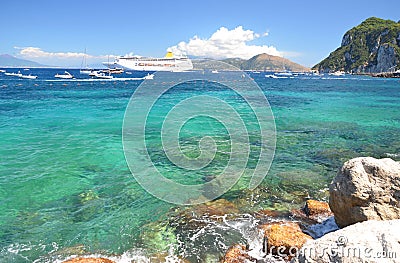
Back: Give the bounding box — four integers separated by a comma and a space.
191, 199, 240, 217
293, 220, 400, 263
62, 257, 115, 263
329, 157, 400, 228
149, 252, 190, 263
139, 220, 178, 253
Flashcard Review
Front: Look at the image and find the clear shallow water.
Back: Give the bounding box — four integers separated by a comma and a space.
0, 69, 399, 262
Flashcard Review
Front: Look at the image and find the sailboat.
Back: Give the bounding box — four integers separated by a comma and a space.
80, 48, 93, 75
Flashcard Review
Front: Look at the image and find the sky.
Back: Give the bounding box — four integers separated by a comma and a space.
1, 0, 399, 67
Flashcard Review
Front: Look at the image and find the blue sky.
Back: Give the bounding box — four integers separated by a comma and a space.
1, 0, 399, 67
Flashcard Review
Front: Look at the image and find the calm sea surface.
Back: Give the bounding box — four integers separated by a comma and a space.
0, 69, 399, 262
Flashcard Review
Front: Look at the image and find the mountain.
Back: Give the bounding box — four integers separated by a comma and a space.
235, 53, 310, 72
192, 54, 309, 71
313, 17, 400, 73
0, 54, 46, 67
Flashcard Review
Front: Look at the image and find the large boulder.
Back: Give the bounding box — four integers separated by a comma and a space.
329, 157, 400, 228
293, 219, 400, 263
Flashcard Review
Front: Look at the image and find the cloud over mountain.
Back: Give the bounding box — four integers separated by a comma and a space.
13, 47, 114, 67
169, 26, 282, 59
15, 47, 91, 59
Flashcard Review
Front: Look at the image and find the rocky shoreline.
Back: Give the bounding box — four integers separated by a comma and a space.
60, 157, 400, 263
366, 72, 400, 78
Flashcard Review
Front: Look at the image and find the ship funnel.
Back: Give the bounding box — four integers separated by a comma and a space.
165, 51, 174, 58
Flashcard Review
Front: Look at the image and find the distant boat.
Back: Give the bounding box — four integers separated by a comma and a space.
265, 74, 278, 78
93, 72, 113, 79
0, 69, 6, 73
55, 71, 74, 79
5, 71, 22, 77
275, 71, 293, 77
88, 70, 98, 77
143, 73, 154, 80
330, 71, 345, 76
80, 48, 93, 75
80, 68, 93, 75
211, 70, 219, 74
253, 71, 261, 74
99, 68, 124, 74
19, 74, 37, 79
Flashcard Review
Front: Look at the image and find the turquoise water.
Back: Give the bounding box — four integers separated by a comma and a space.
0, 70, 399, 262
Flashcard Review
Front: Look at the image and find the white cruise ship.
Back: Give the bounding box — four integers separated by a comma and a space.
103, 52, 193, 72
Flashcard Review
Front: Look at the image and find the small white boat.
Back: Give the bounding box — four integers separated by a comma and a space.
55, 71, 74, 79
265, 74, 278, 78
88, 70, 98, 76
100, 68, 124, 74
211, 70, 219, 74
275, 71, 293, 77
93, 72, 113, 79
143, 73, 154, 80
80, 68, 93, 75
330, 71, 345, 76
5, 71, 22, 77
0, 69, 5, 73
19, 74, 37, 79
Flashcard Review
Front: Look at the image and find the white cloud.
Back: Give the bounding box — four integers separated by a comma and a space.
15, 47, 91, 59
13, 47, 114, 67
168, 26, 282, 59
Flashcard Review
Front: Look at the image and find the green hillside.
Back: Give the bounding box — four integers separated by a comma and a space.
314, 17, 400, 73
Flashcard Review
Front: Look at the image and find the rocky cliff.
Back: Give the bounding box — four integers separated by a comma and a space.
313, 17, 400, 73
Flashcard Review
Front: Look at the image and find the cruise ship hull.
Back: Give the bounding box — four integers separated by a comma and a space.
103, 55, 193, 72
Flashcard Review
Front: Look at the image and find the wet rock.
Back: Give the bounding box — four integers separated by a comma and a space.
303, 200, 333, 222
62, 257, 115, 263
304, 216, 339, 239
293, 219, 400, 263
291, 200, 333, 226
329, 157, 400, 228
221, 244, 255, 263
169, 198, 240, 232
259, 222, 312, 260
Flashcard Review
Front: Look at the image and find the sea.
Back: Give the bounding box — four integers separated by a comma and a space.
0, 68, 399, 262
